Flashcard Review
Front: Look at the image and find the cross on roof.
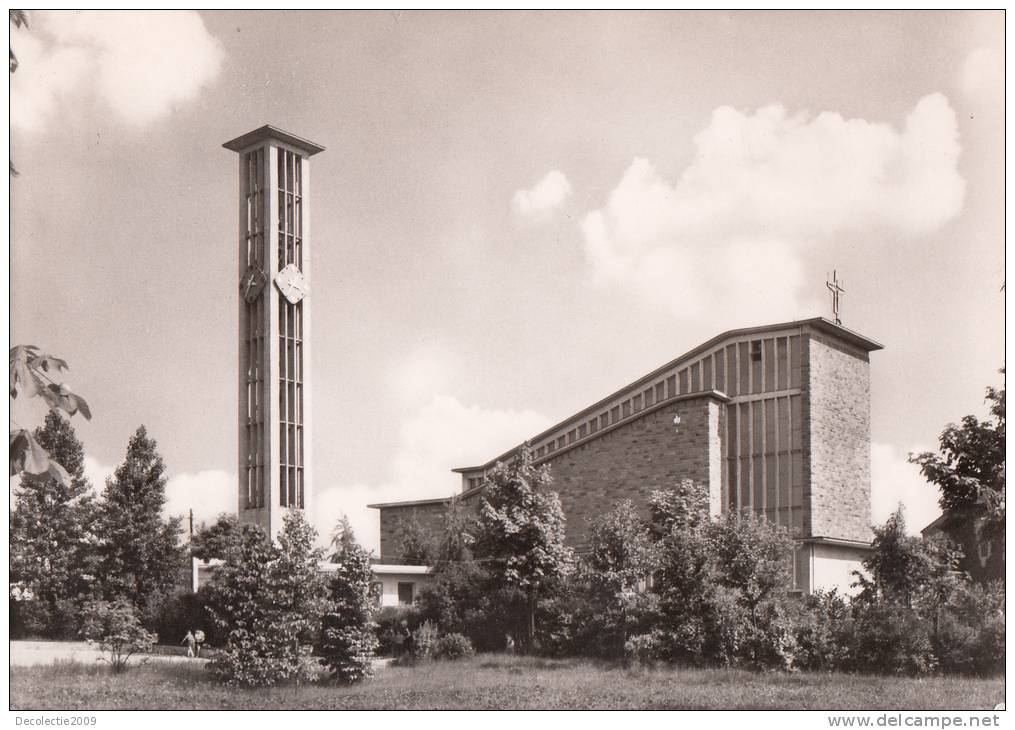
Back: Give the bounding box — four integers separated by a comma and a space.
826, 270, 845, 325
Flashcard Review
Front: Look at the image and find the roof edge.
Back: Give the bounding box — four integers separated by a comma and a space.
223, 125, 326, 156
451, 317, 881, 476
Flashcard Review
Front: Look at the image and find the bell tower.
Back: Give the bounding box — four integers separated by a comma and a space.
224, 126, 325, 539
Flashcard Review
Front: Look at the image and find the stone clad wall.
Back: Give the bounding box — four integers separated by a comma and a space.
803, 334, 873, 543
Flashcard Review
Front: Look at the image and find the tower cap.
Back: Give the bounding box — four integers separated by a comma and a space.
223, 125, 325, 156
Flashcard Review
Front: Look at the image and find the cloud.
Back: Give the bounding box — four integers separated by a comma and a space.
387, 345, 461, 408
961, 46, 1003, 105
870, 442, 940, 535
581, 94, 964, 324
164, 469, 236, 527
512, 170, 573, 221
314, 394, 551, 555
11, 10, 224, 131
82, 455, 113, 495
80, 457, 233, 527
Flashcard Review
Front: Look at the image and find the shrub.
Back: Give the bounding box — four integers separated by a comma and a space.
432, 633, 475, 660
149, 590, 216, 649
412, 620, 440, 659
534, 592, 583, 658
932, 581, 1005, 676
849, 604, 936, 676
624, 630, 667, 665
374, 606, 421, 656
793, 589, 852, 672
205, 512, 328, 687
79, 598, 157, 673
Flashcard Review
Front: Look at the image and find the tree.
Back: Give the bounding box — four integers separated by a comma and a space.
318, 516, 379, 683
706, 510, 798, 668
10, 410, 99, 637
436, 494, 477, 564
646, 482, 716, 662
206, 511, 328, 687
910, 373, 1005, 578
582, 500, 659, 657
190, 513, 242, 561
849, 506, 964, 676
396, 512, 438, 566
96, 426, 185, 617
10, 10, 27, 175
473, 447, 573, 651
853, 506, 961, 610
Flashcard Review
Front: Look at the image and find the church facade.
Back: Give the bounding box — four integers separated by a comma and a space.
371, 317, 883, 593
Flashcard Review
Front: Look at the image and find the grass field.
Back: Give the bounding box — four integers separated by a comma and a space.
9, 655, 1005, 710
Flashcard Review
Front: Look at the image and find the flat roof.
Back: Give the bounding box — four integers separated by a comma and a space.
223, 125, 326, 156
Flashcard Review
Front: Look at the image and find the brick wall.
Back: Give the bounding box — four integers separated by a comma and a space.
377, 499, 479, 563
803, 334, 873, 543
541, 394, 723, 550
377, 394, 724, 558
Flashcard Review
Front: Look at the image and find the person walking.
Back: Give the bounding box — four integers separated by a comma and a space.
194, 629, 205, 658
181, 629, 196, 658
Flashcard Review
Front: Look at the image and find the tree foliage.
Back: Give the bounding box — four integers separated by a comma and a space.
10, 410, 99, 637
9, 345, 92, 485
191, 513, 242, 561
910, 373, 1005, 543
396, 511, 438, 566
473, 447, 573, 650
318, 516, 379, 683
581, 500, 659, 657
206, 511, 329, 687
95, 426, 185, 616
853, 506, 962, 609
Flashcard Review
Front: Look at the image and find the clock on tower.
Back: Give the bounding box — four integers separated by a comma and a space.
223, 126, 325, 540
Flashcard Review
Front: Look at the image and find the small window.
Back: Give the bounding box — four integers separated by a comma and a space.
397, 582, 415, 605
751, 340, 763, 362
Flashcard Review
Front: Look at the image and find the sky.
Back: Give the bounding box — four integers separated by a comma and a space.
9, 10, 1005, 553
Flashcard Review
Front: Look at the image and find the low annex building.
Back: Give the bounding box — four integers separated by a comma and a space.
370, 317, 883, 594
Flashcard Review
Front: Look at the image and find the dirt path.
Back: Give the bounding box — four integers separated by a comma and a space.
10, 640, 207, 667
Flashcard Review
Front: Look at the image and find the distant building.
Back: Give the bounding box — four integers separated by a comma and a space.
371, 317, 883, 594
921, 511, 1004, 583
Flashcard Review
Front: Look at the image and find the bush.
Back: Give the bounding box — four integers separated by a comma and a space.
624, 630, 668, 665
432, 633, 475, 660
412, 620, 440, 659
932, 581, 1005, 676
374, 606, 420, 656
205, 513, 328, 687
849, 604, 936, 676
793, 589, 852, 672
148, 590, 216, 649
79, 598, 157, 673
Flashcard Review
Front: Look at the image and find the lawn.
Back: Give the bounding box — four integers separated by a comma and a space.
9, 655, 1005, 710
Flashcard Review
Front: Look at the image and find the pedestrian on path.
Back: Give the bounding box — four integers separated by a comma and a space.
181, 630, 196, 658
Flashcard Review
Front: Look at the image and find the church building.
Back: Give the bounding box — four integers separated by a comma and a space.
371, 317, 883, 594
217, 124, 884, 599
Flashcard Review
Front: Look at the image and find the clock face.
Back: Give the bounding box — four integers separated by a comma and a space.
240, 266, 268, 303
275, 263, 308, 304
